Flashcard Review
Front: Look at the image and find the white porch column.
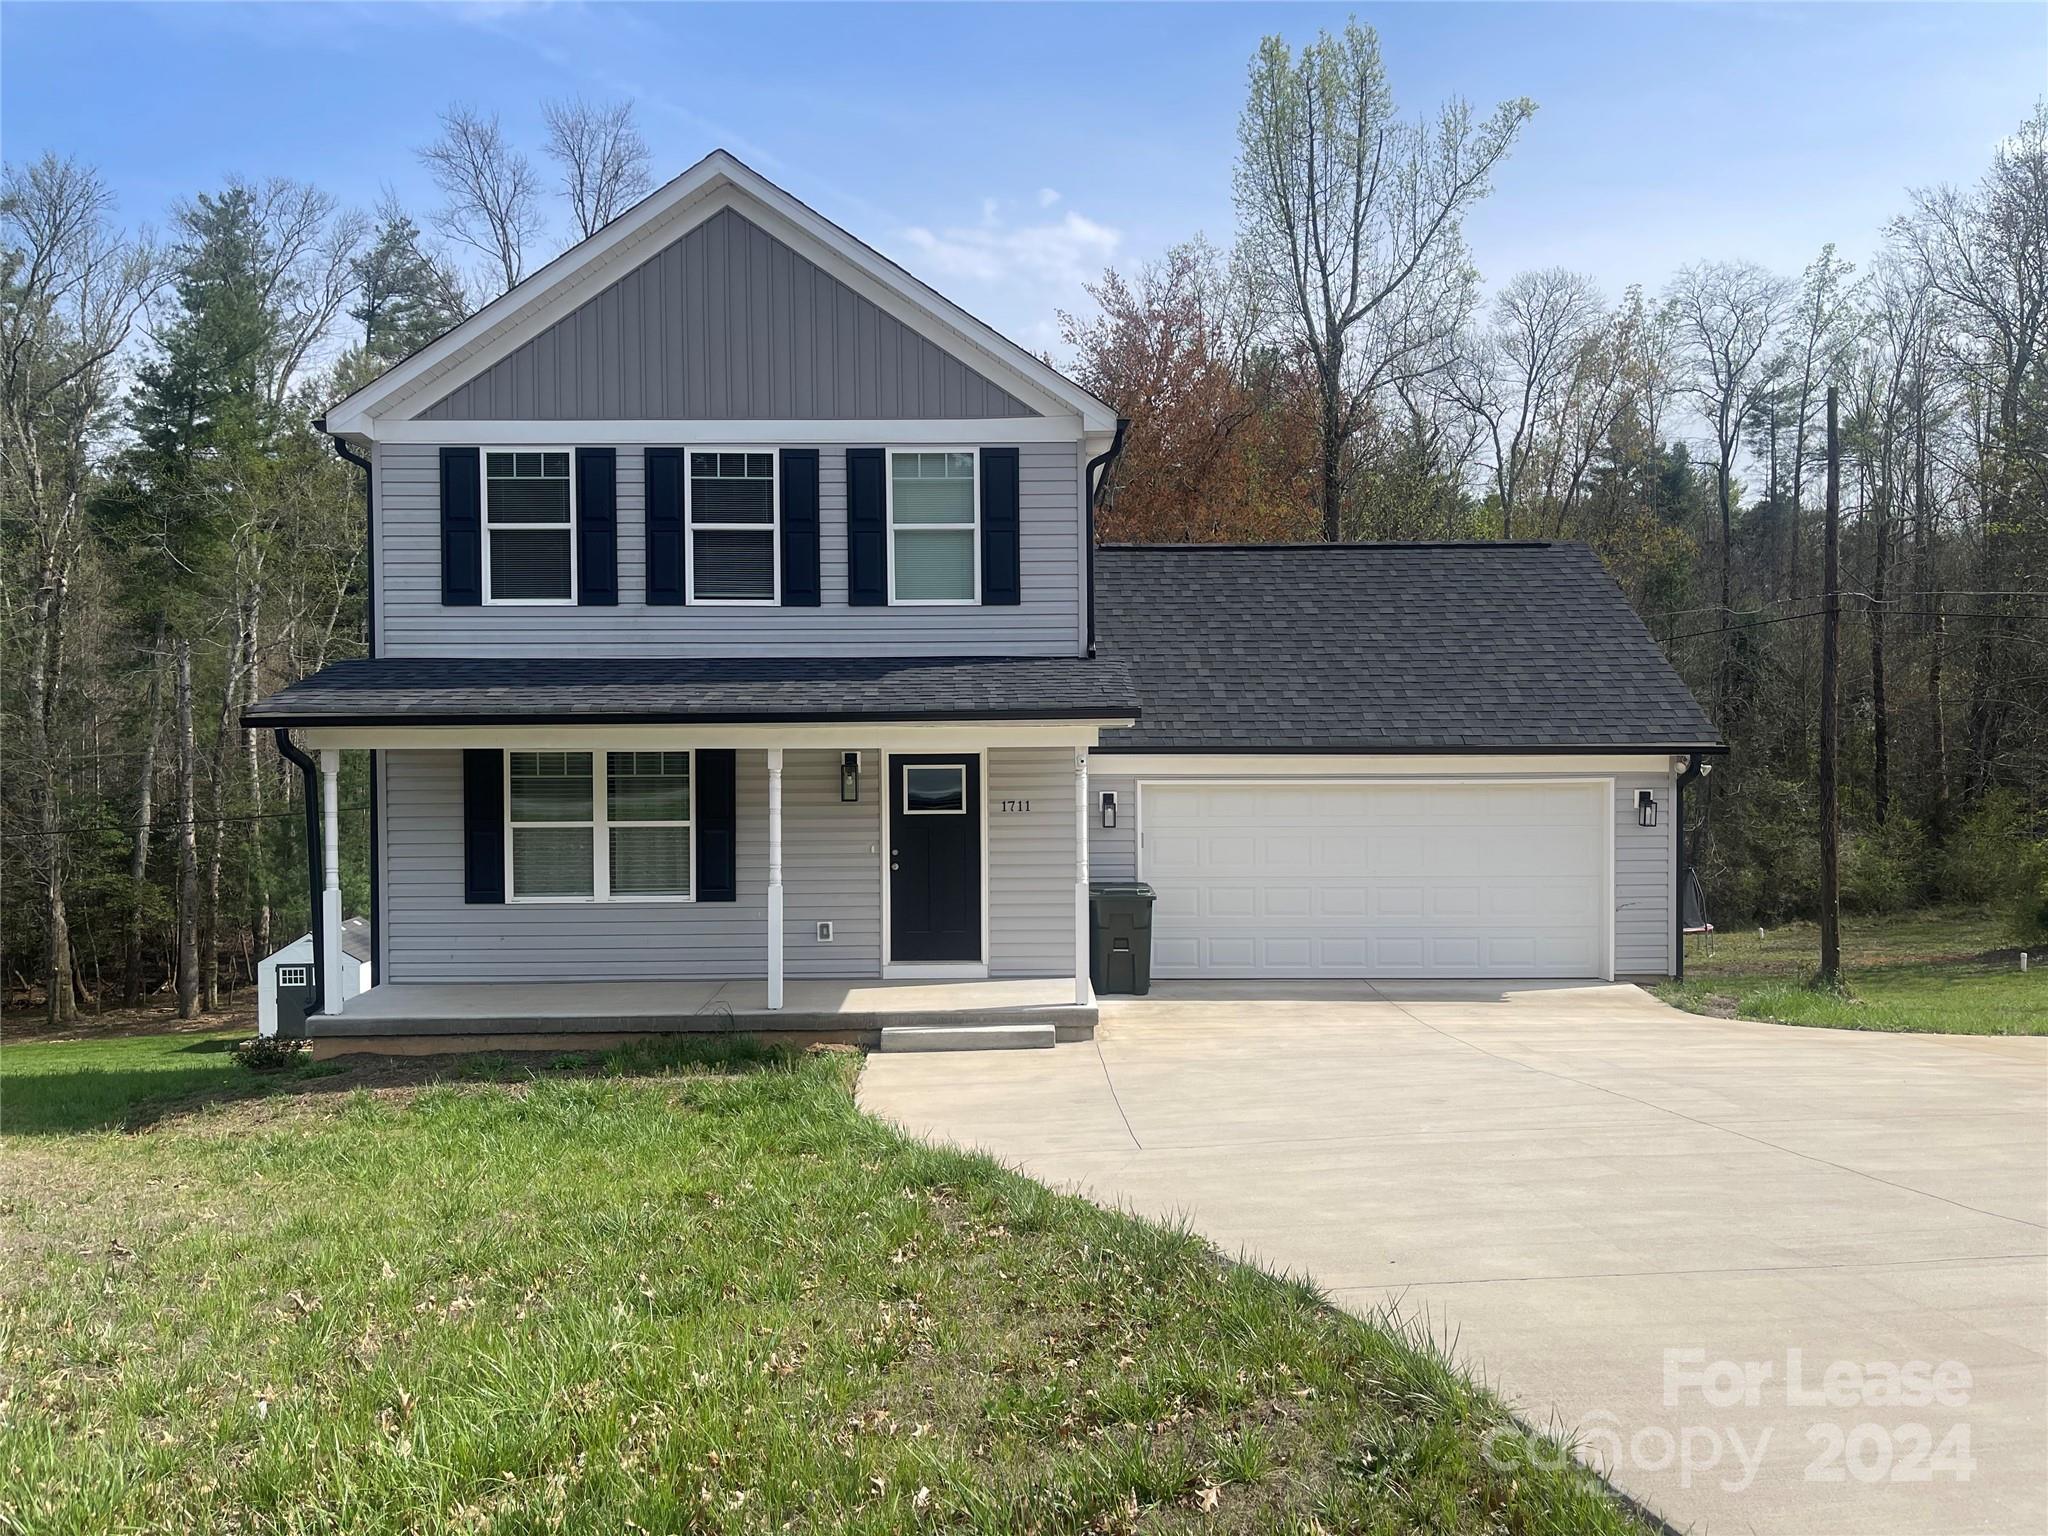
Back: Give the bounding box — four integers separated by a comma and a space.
766, 748, 784, 1011
1074, 750, 1091, 1005
319, 748, 343, 1016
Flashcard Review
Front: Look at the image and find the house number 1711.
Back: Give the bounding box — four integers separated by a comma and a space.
999, 799, 1032, 813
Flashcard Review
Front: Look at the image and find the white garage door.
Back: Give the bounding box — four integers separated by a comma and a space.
1144, 782, 1610, 979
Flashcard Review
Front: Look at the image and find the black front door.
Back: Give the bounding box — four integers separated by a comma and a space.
888, 755, 981, 962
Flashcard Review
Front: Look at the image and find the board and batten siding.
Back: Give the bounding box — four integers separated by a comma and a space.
987, 747, 1080, 978
377, 443, 1081, 657
382, 749, 884, 983
1083, 767, 1679, 978
417, 207, 1035, 423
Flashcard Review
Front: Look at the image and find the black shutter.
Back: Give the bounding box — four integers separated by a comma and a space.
695, 749, 737, 902
780, 448, 821, 606
576, 447, 617, 605
440, 447, 482, 606
845, 447, 887, 606
980, 446, 1021, 606
645, 447, 686, 605
461, 749, 505, 905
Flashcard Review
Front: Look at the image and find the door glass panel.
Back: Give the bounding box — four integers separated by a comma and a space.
904, 765, 966, 814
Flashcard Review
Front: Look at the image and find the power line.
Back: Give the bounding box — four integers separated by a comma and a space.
1, 803, 370, 845
1658, 605, 2034, 644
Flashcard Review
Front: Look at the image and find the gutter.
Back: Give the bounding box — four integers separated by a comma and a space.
319, 419, 381, 981
273, 729, 326, 1018
1082, 417, 1130, 656
1674, 754, 1708, 982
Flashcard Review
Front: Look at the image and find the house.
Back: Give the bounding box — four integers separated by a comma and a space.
246, 150, 1721, 1052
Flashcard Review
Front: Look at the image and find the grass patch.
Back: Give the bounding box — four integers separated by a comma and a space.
1, 1032, 1651, 1534
1658, 907, 2045, 1036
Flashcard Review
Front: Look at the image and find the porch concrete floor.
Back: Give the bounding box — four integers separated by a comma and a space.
328, 977, 1088, 1034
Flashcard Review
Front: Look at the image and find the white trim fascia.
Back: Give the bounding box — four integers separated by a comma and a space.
1097, 752, 1681, 777
326, 152, 1115, 437
297, 722, 1123, 752
368, 416, 1087, 446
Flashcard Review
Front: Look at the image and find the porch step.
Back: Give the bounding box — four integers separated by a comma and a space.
879, 1022, 1057, 1053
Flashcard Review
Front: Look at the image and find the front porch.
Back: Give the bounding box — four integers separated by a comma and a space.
312, 976, 1096, 1057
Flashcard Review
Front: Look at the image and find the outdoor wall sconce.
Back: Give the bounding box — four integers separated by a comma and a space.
839, 752, 860, 803
1101, 790, 1118, 829
1636, 789, 1659, 827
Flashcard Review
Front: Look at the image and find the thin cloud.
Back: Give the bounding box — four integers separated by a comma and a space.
896, 201, 1121, 290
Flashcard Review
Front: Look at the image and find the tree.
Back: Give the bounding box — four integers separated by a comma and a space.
336, 196, 469, 394
1665, 259, 1793, 717
1233, 19, 1533, 539
1062, 238, 1316, 541
1892, 102, 2048, 797
543, 96, 654, 240
0, 155, 159, 1022
1458, 267, 1604, 536
1772, 245, 1860, 598
419, 105, 544, 296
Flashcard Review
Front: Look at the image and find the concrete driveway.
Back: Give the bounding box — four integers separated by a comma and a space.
859, 981, 2048, 1535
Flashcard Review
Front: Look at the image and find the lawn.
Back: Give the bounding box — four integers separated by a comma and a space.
1, 1032, 1649, 1535
1657, 906, 2046, 1036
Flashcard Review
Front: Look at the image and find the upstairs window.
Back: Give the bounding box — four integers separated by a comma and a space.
688, 451, 778, 603
889, 450, 978, 604
484, 451, 575, 603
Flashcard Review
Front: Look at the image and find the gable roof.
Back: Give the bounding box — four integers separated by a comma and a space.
1092, 542, 1722, 753
324, 150, 1115, 437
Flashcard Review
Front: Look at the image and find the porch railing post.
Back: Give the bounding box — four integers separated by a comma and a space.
766, 748, 784, 1011
319, 748, 343, 1016
1074, 750, 1090, 1006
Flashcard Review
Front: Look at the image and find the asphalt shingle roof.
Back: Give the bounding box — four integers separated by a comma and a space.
245, 654, 1140, 727
1092, 542, 1721, 753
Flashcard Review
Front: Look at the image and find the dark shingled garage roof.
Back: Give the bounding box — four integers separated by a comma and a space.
245, 654, 1140, 728
1092, 542, 1721, 753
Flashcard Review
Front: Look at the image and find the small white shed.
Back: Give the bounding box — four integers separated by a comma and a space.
258, 918, 373, 1037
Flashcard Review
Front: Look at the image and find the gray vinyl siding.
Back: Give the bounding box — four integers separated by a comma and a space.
784, 749, 882, 978
418, 208, 1035, 422
382, 748, 884, 983
1614, 770, 1677, 978
1079, 765, 1679, 979
987, 747, 1079, 978
1088, 773, 1138, 881
378, 442, 1082, 658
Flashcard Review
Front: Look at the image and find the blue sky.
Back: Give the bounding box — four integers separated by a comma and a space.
3, 2, 2042, 357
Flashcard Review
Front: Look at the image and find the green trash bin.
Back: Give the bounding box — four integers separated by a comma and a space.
1089, 880, 1156, 996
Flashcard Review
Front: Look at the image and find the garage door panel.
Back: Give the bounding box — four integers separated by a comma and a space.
1320, 886, 1372, 917
1145, 782, 1607, 980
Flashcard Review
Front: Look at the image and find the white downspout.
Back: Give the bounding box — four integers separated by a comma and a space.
1074, 750, 1091, 1006
319, 748, 343, 1016
766, 748, 784, 1011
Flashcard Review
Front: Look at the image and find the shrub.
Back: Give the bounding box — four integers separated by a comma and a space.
2008, 846, 2048, 949
1842, 817, 1931, 914
232, 1035, 308, 1073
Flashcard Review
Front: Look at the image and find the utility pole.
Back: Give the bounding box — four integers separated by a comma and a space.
1818, 386, 1842, 986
